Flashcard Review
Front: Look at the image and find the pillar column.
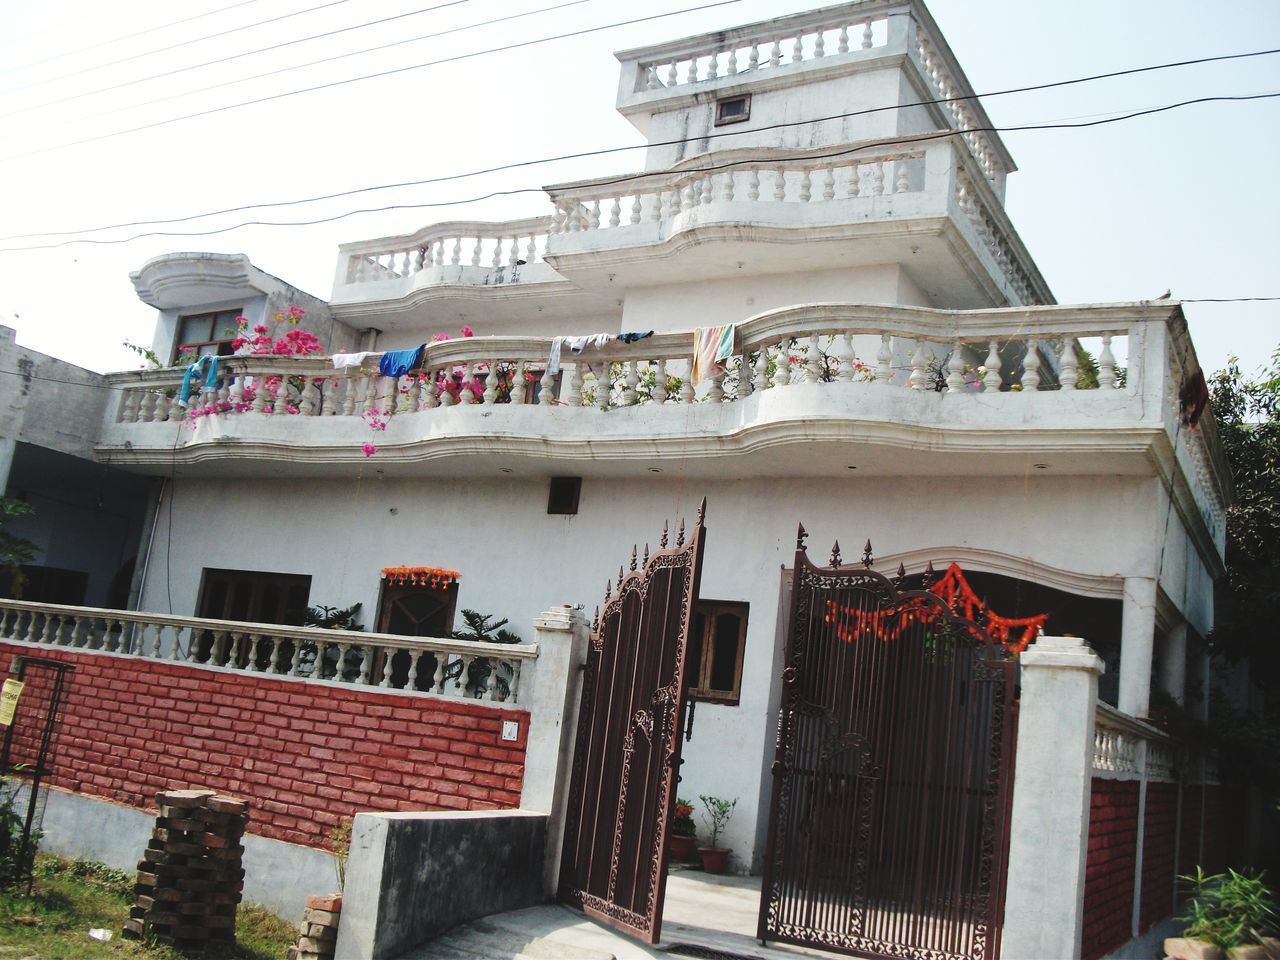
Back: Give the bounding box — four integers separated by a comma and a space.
1118, 576, 1157, 717
1158, 621, 1188, 705
1002, 635, 1104, 960
521, 605, 589, 894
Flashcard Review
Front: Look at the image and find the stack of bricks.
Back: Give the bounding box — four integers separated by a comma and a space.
288, 894, 342, 960
121, 789, 248, 951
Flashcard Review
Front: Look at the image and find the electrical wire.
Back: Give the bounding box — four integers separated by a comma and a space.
5, 45, 1276, 242
0, 0, 745, 164
2, 0, 360, 97
3, 90, 1275, 252
1, 0, 492, 123
0, 0, 270, 78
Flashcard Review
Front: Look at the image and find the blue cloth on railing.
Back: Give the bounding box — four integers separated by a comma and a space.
617, 330, 653, 344
177, 355, 219, 406
378, 345, 425, 378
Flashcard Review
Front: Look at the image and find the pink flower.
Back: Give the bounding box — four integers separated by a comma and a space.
361, 442, 378, 458
253, 323, 269, 334
459, 325, 474, 338
431, 332, 451, 343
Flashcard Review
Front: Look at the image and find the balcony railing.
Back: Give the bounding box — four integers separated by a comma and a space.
1092, 702, 1181, 783
105, 304, 1136, 427
0, 599, 537, 704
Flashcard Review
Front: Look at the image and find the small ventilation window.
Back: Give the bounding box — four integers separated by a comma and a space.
714, 94, 751, 126
548, 476, 582, 515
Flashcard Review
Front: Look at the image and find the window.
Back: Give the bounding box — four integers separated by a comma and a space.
375, 575, 459, 690
714, 94, 751, 126
547, 476, 582, 515
174, 309, 242, 364
685, 600, 748, 704
196, 568, 311, 625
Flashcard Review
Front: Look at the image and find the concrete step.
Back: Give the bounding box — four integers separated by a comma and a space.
425, 918, 617, 960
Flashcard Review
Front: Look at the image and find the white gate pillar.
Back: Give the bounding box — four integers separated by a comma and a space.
1002, 636, 1104, 960
521, 605, 589, 893
1118, 576, 1157, 717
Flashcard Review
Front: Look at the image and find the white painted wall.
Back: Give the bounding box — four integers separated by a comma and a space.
139, 471, 1161, 870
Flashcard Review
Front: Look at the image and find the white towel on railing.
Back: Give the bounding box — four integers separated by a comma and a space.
546, 333, 611, 376
331, 351, 374, 370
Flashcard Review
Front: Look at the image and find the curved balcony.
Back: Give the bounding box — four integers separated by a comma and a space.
97, 303, 1225, 549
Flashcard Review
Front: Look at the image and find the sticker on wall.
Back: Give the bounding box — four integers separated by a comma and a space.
0, 678, 24, 726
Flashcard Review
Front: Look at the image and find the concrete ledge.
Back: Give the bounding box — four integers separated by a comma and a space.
336, 809, 548, 960
30, 787, 335, 918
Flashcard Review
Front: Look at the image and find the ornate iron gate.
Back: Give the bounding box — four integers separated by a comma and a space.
759, 530, 1018, 960
558, 500, 706, 944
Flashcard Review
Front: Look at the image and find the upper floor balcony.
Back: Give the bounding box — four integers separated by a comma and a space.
96, 301, 1227, 570
330, 139, 1047, 322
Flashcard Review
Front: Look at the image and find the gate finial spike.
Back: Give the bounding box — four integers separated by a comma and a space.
861, 539, 874, 567
618, 564, 625, 585
829, 539, 841, 568
895, 562, 906, 586
660, 519, 669, 549
592, 606, 600, 632
695, 496, 707, 527
643, 543, 650, 567
677, 517, 686, 547
922, 560, 936, 587
630, 545, 638, 572
605, 578, 612, 600
796, 523, 808, 551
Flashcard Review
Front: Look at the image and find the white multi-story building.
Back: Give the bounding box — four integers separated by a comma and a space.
0, 2, 1234, 956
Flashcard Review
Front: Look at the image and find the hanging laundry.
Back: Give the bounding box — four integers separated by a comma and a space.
331, 351, 374, 370
378, 345, 425, 378
177, 355, 220, 406
617, 330, 654, 344
545, 333, 611, 376
690, 324, 736, 385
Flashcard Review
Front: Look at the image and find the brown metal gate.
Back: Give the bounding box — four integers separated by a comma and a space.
759, 530, 1018, 960
558, 500, 706, 944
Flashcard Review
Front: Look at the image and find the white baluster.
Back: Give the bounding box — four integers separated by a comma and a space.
652, 359, 668, 404
726, 47, 737, 74
753, 346, 770, 391
838, 25, 849, 54
735, 355, 753, 400
946, 341, 966, 392
804, 335, 821, 382
769, 39, 782, 67
433, 655, 447, 693
870, 161, 885, 195
1098, 335, 1117, 388
622, 361, 639, 405
748, 43, 759, 70
983, 341, 1002, 391
383, 376, 400, 419
1059, 339, 1078, 391
707, 367, 725, 403
566, 363, 583, 407
526, 235, 538, 263
609, 197, 621, 228
451, 238, 462, 265
650, 191, 664, 223
707, 49, 718, 80
814, 30, 825, 57
792, 36, 803, 63
539, 365, 555, 405
822, 166, 835, 201
772, 340, 791, 388
847, 162, 861, 197
139, 392, 157, 422
341, 374, 358, 416
405, 650, 421, 690
700, 178, 712, 205
470, 238, 482, 266
363, 374, 381, 415
405, 374, 422, 413
458, 362, 475, 404
491, 240, 503, 270
908, 343, 928, 390
1021, 339, 1041, 391
862, 19, 874, 48
629, 195, 642, 225
300, 378, 319, 416
876, 334, 893, 385
686, 57, 699, 84
272, 378, 291, 415
836, 333, 855, 382
422, 369, 441, 409
510, 360, 527, 405
122, 390, 141, 422
666, 61, 678, 86
799, 169, 812, 202
486, 661, 500, 701
482, 360, 499, 405
748, 169, 760, 202
679, 362, 696, 404
720, 172, 734, 202
774, 168, 786, 201
896, 162, 911, 192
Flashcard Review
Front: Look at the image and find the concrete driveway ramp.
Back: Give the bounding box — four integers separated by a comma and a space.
416, 917, 617, 960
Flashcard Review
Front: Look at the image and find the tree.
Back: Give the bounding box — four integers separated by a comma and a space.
1208, 346, 1280, 696
0, 497, 35, 599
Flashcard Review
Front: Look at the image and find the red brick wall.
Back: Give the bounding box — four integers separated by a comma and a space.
1082, 778, 1140, 960
0, 643, 529, 849
1139, 782, 1177, 931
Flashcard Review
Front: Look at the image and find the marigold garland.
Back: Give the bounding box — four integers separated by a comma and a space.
821, 563, 1048, 654
380, 566, 461, 589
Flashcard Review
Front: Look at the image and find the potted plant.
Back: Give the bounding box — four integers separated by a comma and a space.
668, 798, 697, 861
1165, 867, 1279, 960
697, 795, 737, 874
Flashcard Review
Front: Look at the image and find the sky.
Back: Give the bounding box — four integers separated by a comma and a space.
0, 0, 1277, 377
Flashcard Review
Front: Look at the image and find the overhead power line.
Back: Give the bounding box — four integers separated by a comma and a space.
2, 0, 360, 97
4, 46, 1277, 243
0, 0, 745, 164
3, 91, 1275, 253
0, 0, 270, 78
2, 0, 487, 123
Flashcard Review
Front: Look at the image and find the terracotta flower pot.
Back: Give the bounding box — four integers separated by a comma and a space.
1165, 938, 1224, 960
699, 847, 731, 873
667, 833, 696, 861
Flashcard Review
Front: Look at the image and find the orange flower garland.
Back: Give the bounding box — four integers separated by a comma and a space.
821, 563, 1048, 654
380, 566, 461, 589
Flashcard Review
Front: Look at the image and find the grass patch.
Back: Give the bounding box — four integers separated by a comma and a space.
0, 855, 296, 959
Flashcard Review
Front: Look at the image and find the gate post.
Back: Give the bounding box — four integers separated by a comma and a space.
1002, 636, 1104, 960
521, 605, 589, 893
